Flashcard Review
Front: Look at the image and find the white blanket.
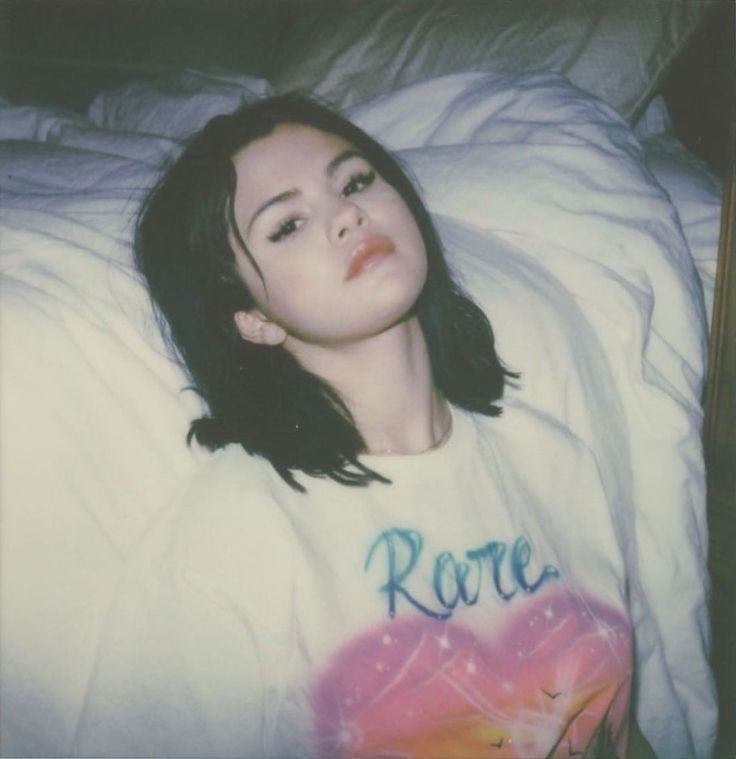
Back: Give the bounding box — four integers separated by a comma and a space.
0, 71, 718, 756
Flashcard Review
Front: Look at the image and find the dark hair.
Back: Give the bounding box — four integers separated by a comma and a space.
136, 94, 513, 491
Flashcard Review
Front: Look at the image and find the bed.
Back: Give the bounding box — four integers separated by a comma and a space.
0, 1, 733, 757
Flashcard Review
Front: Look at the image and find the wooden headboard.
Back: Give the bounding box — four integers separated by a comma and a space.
704, 112, 736, 759
666, 5, 736, 756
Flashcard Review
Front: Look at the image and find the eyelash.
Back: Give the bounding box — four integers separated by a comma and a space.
267, 169, 376, 243
342, 169, 375, 197
268, 218, 300, 243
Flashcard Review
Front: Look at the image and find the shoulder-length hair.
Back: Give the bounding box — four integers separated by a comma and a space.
136, 94, 513, 491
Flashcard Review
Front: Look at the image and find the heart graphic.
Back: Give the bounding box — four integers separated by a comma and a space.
312, 588, 631, 758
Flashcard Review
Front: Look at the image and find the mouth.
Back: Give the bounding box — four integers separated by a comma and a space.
345, 236, 396, 281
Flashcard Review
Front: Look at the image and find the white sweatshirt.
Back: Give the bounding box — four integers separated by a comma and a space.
74, 400, 632, 758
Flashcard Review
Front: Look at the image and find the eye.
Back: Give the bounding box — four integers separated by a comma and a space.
342, 170, 375, 197
268, 217, 302, 243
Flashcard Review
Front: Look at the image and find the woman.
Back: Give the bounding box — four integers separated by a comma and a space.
136, 94, 508, 490
77, 95, 642, 757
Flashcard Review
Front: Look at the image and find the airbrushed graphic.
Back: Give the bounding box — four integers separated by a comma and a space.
312, 589, 631, 757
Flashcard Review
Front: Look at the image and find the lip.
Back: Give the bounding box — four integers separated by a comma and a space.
345, 236, 396, 281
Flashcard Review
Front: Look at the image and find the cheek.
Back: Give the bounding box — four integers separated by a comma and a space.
384, 195, 425, 250
396, 210, 428, 277
232, 246, 300, 325
233, 252, 266, 303
234, 245, 331, 331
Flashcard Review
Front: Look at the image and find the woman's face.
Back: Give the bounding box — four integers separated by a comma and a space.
230, 123, 427, 351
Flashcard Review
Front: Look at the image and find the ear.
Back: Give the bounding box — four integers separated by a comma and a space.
233, 309, 287, 346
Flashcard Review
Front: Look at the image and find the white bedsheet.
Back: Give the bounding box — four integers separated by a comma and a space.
0, 71, 719, 756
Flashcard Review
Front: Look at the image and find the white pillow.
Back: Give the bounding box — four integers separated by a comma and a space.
271, 0, 712, 121
0, 101, 89, 141
87, 68, 272, 139
640, 131, 722, 325
632, 95, 674, 138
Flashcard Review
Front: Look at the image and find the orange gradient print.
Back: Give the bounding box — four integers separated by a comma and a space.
312, 589, 632, 758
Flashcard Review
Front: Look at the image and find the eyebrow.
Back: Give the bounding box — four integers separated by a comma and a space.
326, 148, 362, 176
246, 148, 365, 234
246, 189, 297, 235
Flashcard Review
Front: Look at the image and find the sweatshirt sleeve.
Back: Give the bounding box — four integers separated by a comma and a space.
73, 451, 296, 758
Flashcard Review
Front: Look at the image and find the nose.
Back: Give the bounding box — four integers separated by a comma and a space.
328, 197, 365, 245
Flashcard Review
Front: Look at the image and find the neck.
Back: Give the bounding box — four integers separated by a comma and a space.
286, 317, 451, 455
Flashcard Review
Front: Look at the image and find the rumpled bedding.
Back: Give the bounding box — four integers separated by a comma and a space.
0, 70, 720, 756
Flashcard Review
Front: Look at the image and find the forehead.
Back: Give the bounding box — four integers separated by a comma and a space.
232, 123, 357, 189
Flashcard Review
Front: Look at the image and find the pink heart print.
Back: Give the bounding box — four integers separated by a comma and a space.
312, 587, 632, 757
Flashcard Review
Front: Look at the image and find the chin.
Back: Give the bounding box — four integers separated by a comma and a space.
359, 295, 425, 341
